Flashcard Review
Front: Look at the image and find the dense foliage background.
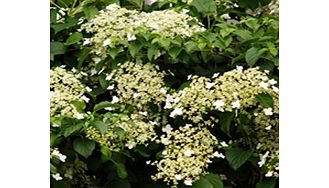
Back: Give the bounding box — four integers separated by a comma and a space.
50, 0, 279, 187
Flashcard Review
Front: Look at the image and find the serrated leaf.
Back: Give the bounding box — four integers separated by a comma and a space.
203, 173, 224, 188
219, 112, 234, 136
224, 36, 232, 47
115, 162, 128, 179
50, 9, 57, 24
169, 46, 182, 59
65, 32, 83, 45
256, 178, 277, 188
71, 100, 86, 113
235, 30, 253, 41
99, 74, 110, 89
114, 127, 125, 140
255, 93, 274, 108
73, 138, 95, 158
93, 120, 108, 135
77, 47, 91, 68
50, 133, 58, 147
191, 176, 213, 188
128, 40, 143, 57
61, 121, 83, 137
203, 32, 217, 42
50, 42, 65, 56
245, 47, 260, 67
184, 41, 199, 52
147, 45, 157, 61
93, 101, 113, 112
50, 163, 57, 174
191, 0, 217, 15
100, 146, 112, 162
83, 5, 98, 19
108, 47, 123, 59
51, 17, 78, 34
226, 147, 253, 170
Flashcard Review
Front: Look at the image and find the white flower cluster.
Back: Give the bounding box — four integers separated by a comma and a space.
112, 61, 167, 111
81, 4, 205, 59
253, 90, 279, 177
86, 113, 157, 151
150, 124, 223, 187
61, 159, 95, 187
50, 67, 85, 118
168, 67, 278, 123
51, 148, 67, 162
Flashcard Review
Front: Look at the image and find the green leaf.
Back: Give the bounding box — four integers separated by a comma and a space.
235, 30, 253, 41
255, 93, 274, 108
245, 47, 260, 67
191, 0, 217, 15
203, 32, 217, 42
50, 42, 65, 57
99, 74, 110, 89
93, 120, 108, 135
50, 163, 57, 174
73, 138, 95, 158
77, 47, 91, 68
147, 45, 157, 61
256, 178, 277, 188
108, 47, 123, 59
128, 40, 143, 57
115, 162, 128, 179
219, 112, 234, 136
65, 32, 83, 45
191, 176, 213, 188
93, 101, 113, 112
224, 36, 233, 47
50, 9, 56, 24
203, 173, 224, 188
169, 46, 182, 59
71, 100, 86, 113
114, 127, 125, 140
61, 122, 83, 137
100, 146, 112, 162
128, 0, 143, 8
237, 0, 259, 10
184, 41, 199, 53
226, 147, 253, 170
244, 18, 260, 31
51, 17, 78, 34
214, 38, 226, 49
83, 5, 98, 19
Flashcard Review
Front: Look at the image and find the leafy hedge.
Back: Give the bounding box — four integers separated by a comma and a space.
50, 0, 279, 187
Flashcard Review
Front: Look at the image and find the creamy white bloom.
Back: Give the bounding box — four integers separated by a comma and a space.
52, 173, 63, 181
220, 141, 229, 147
82, 38, 90, 46
206, 159, 213, 163
127, 33, 136, 41
160, 88, 167, 94
85, 86, 92, 92
161, 137, 170, 145
265, 125, 272, 130
162, 124, 173, 134
149, 121, 158, 126
184, 148, 193, 157
112, 96, 119, 103
187, 74, 192, 80
265, 171, 273, 177
144, 0, 158, 5
213, 100, 225, 110
205, 82, 215, 89
184, 179, 193, 186
146, 160, 151, 165
236, 66, 243, 72
212, 72, 220, 78
81, 95, 90, 103
103, 38, 111, 46
105, 73, 114, 81
182, 9, 190, 14
133, 92, 140, 98
75, 113, 84, 119
93, 57, 102, 64
170, 107, 183, 118
175, 174, 183, 180
232, 100, 240, 108
107, 84, 115, 90
272, 86, 279, 93
148, 22, 159, 29
213, 151, 225, 159
259, 81, 269, 89
139, 111, 148, 116
104, 107, 113, 111
268, 79, 277, 85
162, 150, 168, 155
106, 4, 118, 11
126, 141, 136, 149
263, 107, 273, 116
52, 123, 60, 127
